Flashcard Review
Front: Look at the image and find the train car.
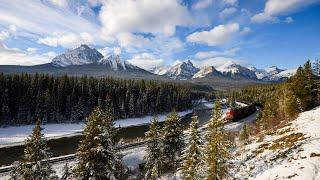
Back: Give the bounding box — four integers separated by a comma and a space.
226, 104, 256, 121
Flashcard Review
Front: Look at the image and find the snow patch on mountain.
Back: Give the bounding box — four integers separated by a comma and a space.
217, 63, 257, 79
151, 66, 171, 75
98, 54, 138, 71
263, 68, 297, 81
192, 66, 222, 79
158, 60, 199, 80
248, 66, 268, 79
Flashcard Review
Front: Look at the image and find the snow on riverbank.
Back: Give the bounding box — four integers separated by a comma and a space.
0, 123, 84, 146
0, 110, 192, 146
115, 110, 192, 128
233, 106, 320, 179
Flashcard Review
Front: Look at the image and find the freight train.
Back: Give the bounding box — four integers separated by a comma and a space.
226, 103, 256, 121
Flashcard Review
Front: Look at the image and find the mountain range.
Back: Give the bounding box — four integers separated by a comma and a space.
0, 44, 156, 79
151, 60, 297, 82
0, 44, 298, 90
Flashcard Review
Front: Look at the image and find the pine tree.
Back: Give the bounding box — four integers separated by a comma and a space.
179, 115, 203, 180
144, 116, 162, 179
312, 59, 320, 76
205, 100, 232, 180
70, 98, 84, 122
73, 106, 123, 180
1, 88, 10, 125
239, 123, 250, 145
10, 119, 57, 180
162, 110, 184, 171
59, 163, 71, 180
229, 94, 237, 110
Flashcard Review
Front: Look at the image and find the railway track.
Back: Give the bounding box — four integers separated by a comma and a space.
0, 140, 148, 174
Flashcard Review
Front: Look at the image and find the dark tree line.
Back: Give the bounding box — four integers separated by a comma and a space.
0, 73, 193, 125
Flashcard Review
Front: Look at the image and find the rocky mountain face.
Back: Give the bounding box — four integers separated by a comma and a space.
0, 44, 153, 79
153, 61, 297, 82
151, 60, 199, 80
52, 44, 103, 67
216, 63, 258, 80
51, 44, 145, 74
192, 66, 223, 79
98, 55, 140, 71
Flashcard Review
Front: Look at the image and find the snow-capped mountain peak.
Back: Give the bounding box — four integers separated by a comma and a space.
99, 54, 138, 71
192, 66, 222, 79
217, 63, 257, 79
265, 66, 284, 75
153, 60, 199, 80
150, 66, 171, 75
51, 44, 103, 67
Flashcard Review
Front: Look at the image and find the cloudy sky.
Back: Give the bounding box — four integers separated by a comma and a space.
0, 0, 320, 70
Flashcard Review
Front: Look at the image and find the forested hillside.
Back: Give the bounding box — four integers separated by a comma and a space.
0, 73, 193, 125
233, 61, 319, 131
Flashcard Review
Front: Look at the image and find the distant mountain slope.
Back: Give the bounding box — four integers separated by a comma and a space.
192, 66, 223, 79
152, 60, 199, 80
263, 68, 297, 81
216, 63, 257, 80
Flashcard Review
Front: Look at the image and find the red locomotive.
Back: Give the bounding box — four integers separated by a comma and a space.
226, 104, 256, 121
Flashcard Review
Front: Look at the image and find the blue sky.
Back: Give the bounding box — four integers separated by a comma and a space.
0, 0, 319, 70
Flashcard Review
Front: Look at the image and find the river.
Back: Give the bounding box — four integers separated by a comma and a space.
0, 104, 216, 166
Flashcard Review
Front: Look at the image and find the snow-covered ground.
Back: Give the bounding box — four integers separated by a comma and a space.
233, 106, 320, 179
114, 110, 192, 128
0, 110, 192, 146
0, 123, 84, 146
0, 146, 147, 180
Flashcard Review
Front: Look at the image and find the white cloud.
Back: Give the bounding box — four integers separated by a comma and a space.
117, 33, 151, 49
187, 23, 240, 46
192, 0, 213, 10
113, 47, 122, 55
98, 46, 122, 57
192, 56, 249, 68
251, 12, 279, 24
223, 0, 238, 6
116, 32, 184, 58
26, 48, 38, 53
48, 0, 68, 8
0, 43, 53, 65
251, 0, 320, 23
0, 31, 9, 41
195, 47, 240, 59
88, 0, 103, 7
219, 7, 237, 19
285, 17, 294, 23
99, 0, 192, 36
0, 24, 17, 41
43, 51, 57, 58
127, 53, 164, 70
264, 0, 320, 15
240, 27, 252, 35
37, 32, 99, 48
0, 0, 100, 47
